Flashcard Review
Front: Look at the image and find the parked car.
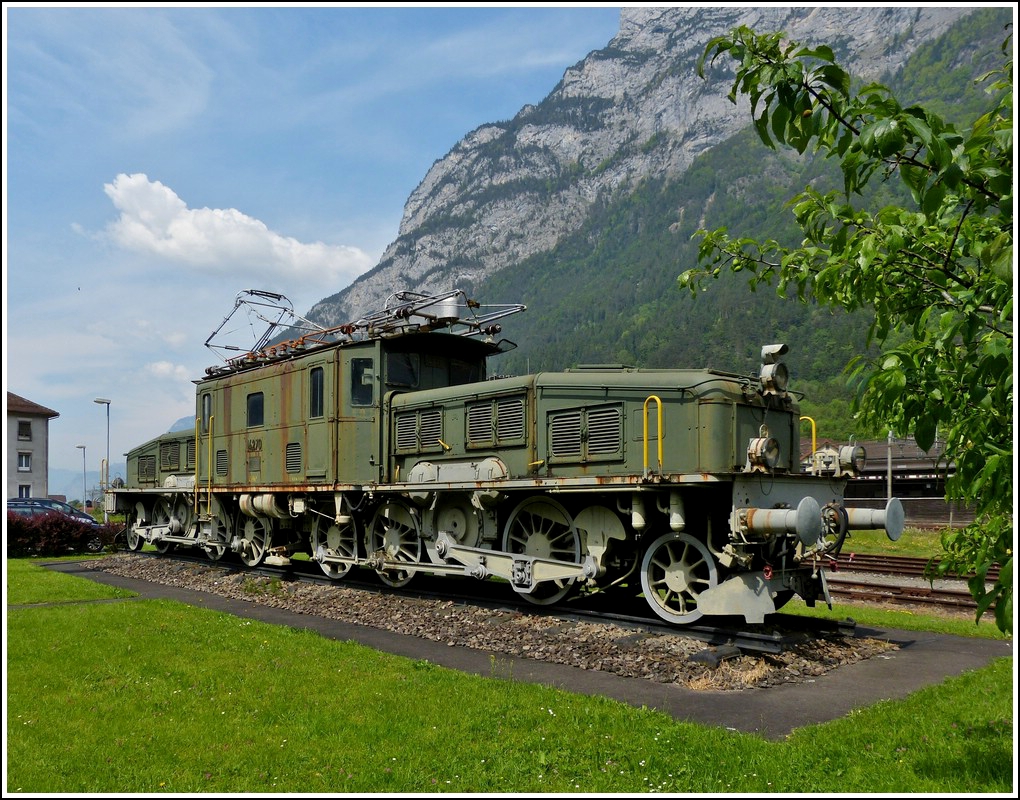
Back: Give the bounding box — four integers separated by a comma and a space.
6, 497, 107, 555
7, 497, 100, 527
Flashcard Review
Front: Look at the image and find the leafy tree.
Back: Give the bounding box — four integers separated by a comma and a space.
682, 26, 1013, 632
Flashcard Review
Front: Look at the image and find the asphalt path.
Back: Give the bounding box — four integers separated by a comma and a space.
41, 561, 1013, 741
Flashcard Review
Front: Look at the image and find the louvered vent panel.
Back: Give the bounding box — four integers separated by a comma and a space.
216, 450, 229, 476
160, 441, 180, 471
419, 410, 442, 448
285, 442, 302, 473
587, 407, 622, 454
550, 413, 582, 457
186, 440, 196, 468
467, 404, 492, 442
496, 398, 525, 440
138, 455, 156, 481
395, 414, 417, 449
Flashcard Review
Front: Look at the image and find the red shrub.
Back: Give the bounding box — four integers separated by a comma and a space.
6, 512, 116, 557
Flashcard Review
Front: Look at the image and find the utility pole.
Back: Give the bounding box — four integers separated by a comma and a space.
887, 430, 893, 501
94, 398, 111, 523
75, 444, 87, 507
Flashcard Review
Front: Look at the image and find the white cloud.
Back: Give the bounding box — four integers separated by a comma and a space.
101, 173, 375, 289
144, 361, 194, 382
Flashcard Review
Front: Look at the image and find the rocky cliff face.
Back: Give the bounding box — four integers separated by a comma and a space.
307, 6, 975, 325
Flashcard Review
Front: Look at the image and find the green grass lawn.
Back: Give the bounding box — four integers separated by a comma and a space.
839, 526, 958, 559
5, 557, 1014, 794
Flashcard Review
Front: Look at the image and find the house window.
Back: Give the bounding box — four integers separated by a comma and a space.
17, 421, 31, 441
310, 367, 324, 418
18, 485, 31, 498
247, 392, 264, 427
17, 453, 32, 472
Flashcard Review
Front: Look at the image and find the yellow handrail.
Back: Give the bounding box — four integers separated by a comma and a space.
207, 415, 214, 509
194, 418, 200, 511
800, 415, 816, 455
643, 395, 663, 476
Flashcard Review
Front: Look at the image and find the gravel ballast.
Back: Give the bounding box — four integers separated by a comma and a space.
89, 553, 899, 692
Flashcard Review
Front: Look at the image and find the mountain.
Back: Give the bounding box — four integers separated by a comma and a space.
300, 6, 1010, 437
48, 464, 126, 507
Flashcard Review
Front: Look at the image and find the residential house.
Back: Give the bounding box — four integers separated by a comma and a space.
7, 392, 60, 499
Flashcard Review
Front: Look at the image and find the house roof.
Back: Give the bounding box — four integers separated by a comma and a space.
7, 392, 60, 419
801, 434, 952, 474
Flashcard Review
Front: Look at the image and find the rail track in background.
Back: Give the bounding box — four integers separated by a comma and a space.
825, 577, 984, 612
822, 552, 1001, 582
821, 553, 998, 614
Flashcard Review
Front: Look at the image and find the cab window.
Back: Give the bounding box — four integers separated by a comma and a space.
201, 393, 212, 433
386, 352, 419, 388
351, 358, 374, 406
310, 367, 324, 418
247, 392, 264, 427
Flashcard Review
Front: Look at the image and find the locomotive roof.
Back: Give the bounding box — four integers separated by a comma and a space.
389, 365, 769, 406
201, 288, 524, 380
197, 329, 510, 384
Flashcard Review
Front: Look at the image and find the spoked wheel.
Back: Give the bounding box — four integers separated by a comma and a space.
237, 515, 272, 568
424, 493, 483, 564
368, 501, 422, 588
502, 496, 581, 606
125, 504, 146, 552
640, 532, 719, 625
151, 499, 176, 555
311, 514, 358, 580
204, 508, 232, 562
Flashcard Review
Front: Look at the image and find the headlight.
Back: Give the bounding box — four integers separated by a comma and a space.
747, 436, 781, 471
759, 362, 789, 394
839, 445, 867, 475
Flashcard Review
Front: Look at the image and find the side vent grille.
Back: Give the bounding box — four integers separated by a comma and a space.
160, 441, 180, 471
587, 407, 622, 454
216, 450, 229, 476
548, 405, 623, 463
496, 398, 525, 440
395, 414, 417, 450
186, 439, 196, 468
285, 442, 302, 473
467, 404, 492, 443
467, 395, 526, 445
395, 409, 444, 451
138, 455, 156, 481
550, 412, 583, 457
419, 409, 442, 448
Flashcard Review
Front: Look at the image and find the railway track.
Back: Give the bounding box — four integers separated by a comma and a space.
113, 545, 994, 639
823, 552, 1001, 582
822, 553, 997, 614
825, 578, 982, 612
127, 550, 852, 655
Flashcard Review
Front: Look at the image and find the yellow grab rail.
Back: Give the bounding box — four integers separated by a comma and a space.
194, 418, 200, 511
643, 395, 663, 476
207, 415, 214, 509
800, 415, 816, 455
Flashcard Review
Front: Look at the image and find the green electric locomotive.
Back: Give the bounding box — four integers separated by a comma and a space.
109, 289, 903, 625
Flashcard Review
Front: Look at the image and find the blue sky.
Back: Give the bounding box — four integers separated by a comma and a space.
3, 3, 622, 492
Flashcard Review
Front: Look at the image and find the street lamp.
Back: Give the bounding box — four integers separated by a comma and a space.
75, 444, 86, 508
94, 398, 111, 523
